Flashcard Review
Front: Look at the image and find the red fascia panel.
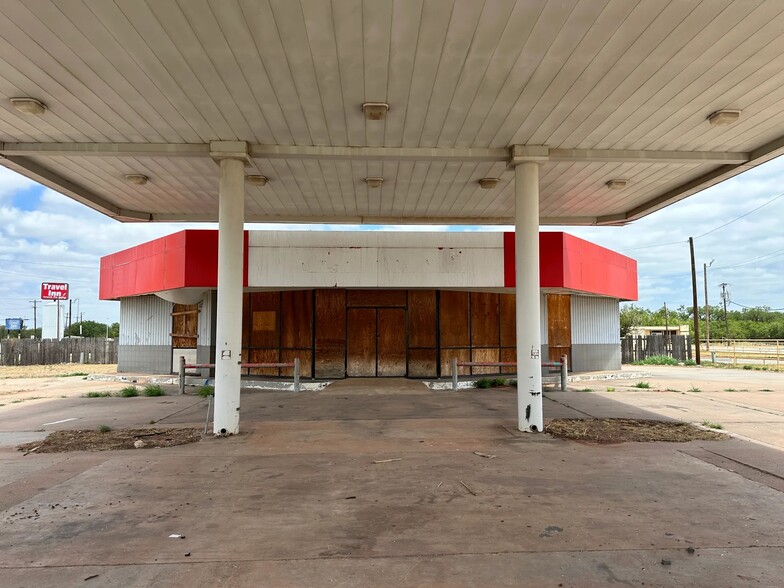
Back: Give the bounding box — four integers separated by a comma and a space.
99, 230, 249, 300
503, 232, 638, 301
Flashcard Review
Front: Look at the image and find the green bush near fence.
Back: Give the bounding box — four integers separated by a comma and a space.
631, 355, 679, 366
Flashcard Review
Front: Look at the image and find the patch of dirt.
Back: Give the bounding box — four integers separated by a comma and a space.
0, 363, 118, 379
17, 427, 201, 453
545, 418, 728, 444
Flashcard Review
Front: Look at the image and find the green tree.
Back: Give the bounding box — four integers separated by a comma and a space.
65, 320, 115, 338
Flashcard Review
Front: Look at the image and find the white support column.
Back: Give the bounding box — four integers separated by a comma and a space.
212, 153, 246, 435
515, 160, 544, 432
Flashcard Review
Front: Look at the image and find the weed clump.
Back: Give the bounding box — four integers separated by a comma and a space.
118, 386, 139, 397
143, 384, 165, 397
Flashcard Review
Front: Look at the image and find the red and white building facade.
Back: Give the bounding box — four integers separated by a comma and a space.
100, 229, 636, 379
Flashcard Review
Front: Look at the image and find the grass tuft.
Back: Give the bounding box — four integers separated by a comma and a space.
701, 420, 723, 430
56, 372, 89, 378
476, 378, 492, 389
83, 391, 113, 398
98, 424, 112, 433
118, 386, 139, 397
633, 381, 651, 389
142, 384, 165, 397
198, 385, 215, 398
688, 385, 701, 393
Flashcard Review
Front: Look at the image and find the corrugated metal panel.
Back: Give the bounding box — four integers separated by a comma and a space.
197, 291, 214, 346
119, 295, 171, 346
571, 296, 619, 344
540, 294, 548, 345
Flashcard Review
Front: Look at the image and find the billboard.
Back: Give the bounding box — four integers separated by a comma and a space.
41, 282, 69, 300
5, 318, 22, 331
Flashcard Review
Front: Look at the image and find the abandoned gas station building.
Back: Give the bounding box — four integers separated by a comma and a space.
101, 229, 637, 378
3, 0, 784, 434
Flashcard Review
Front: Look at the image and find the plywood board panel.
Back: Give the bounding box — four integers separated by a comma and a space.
241, 293, 250, 348
347, 289, 407, 307
470, 292, 500, 348
377, 308, 406, 377
315, 289, 346, 379
281, 290, 313, 349
347, 309, 376, 377
440, 348, 471, 377
500, 348, 517, 375
547, 293, 571, 366
248, 348, 279, 377
471, 348, 500, 375
408, 348, 437, 378
171, 303, 198, 349
547, 294, 571, 346
280, 349, 312, 379
439, 291, 470, 348
500, 294, 516, 347
250, 292, 280, 348
408, 290, 437, 348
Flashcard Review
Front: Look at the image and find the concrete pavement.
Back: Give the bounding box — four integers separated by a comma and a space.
0, 376, 782, 587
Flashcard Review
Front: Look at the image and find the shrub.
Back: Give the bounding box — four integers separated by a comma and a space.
143, 384, 165, 397
743, 364, 753, 370
476, 378, 492, 389
118, 386, 139, 397
633, 381, 651, 389
683, 359, 696, 366
83, 391, 113, 398
491, 378, 507, 387
507, 380, 517, 388
198, 385, 215, 397
632, 355, 678, 366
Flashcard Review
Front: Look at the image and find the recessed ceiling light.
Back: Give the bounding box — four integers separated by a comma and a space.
707, 109, 741, 126
478, 178, 500, 189
362, 102, 389, 121
10, 97, 46, 116
246, 175, 268, 186
605, 179, 627, 190
124, 174, 149, 185
365, 177, 384, 188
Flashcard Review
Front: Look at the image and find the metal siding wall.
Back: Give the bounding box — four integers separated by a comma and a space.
570, 296, 619, 344
197, 291, 214, 346
119, 295, 171, 346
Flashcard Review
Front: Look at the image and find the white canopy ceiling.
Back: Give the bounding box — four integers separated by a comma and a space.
1, 0, 784, 225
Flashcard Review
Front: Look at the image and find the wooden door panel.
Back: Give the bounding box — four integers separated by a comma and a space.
470, 292, 500, 347
377, 308, 406, 376
407, 290, 436, 348
547, 294, 571, 366
439, 291, 470, 347
347, 309, 376, 377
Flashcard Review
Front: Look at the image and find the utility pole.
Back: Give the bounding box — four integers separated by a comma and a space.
29, 300, 38, 339
68, 299, 73, 336
720, 283, 730, 343
704, 260, 714, 352
689, 237, 701, 364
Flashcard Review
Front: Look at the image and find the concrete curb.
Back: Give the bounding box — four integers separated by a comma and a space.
86, 373, 332, 392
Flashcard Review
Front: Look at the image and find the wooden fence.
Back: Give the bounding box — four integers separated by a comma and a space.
0, 338, 117, 366
621, 334, 692, 364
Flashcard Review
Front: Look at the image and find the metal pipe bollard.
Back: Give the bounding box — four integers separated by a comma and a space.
294, 357, 301, 393
179, 355, 186, 395
560, 355, 568, 391
452, 357, 458, 390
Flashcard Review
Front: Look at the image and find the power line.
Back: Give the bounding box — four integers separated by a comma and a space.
730, 301, 784, 311
0, 258, 98, 270
694, 190, 784, 240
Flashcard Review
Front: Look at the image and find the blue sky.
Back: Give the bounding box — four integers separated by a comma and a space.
1, 158, 783, 327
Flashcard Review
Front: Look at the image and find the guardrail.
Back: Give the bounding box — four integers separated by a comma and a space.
450, 356, 568, 391
178, 356, 301, 394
